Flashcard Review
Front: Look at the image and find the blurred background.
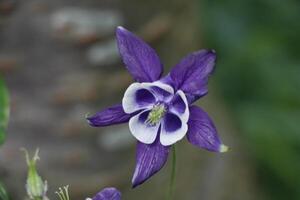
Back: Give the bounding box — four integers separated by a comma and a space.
0, 0, 299, 199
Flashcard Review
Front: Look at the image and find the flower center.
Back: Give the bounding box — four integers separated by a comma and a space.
146, 103, 166, 126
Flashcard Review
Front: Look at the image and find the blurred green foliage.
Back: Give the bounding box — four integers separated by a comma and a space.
0, 77, 9, 145
0, 182, 9, 200
0, 78, 9, 199
199, 0, 300, 199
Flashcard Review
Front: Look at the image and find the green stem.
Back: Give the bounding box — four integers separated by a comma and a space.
166, 145, 177, 200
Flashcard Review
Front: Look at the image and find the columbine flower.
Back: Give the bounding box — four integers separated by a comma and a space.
86, 187, 121, 200
87, 26, 228, 187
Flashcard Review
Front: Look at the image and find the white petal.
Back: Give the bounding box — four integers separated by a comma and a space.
129, 110, 160, 144
147, 81, 174, 101
122, 83, 155, 114
169, 90, 189, 123
151, 81, 174, 95
122, 82, 175, 114
160, 113, 188, 146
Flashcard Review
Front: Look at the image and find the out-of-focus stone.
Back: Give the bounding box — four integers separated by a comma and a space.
30, 2, 49, 13
52, 71, 132, 105
52, 73, 99, 105
0, 0, 17, 15
85, 13, 173, 67
87, 39, 119, 66
59, 105, 93, 137
0, 54, 19, 74
51, 8, 123, 44
139, 13, 172, 43
97, 125, 134, 152
96, 71, 132, 97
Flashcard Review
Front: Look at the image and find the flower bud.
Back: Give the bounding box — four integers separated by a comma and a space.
22, 148, 48, 200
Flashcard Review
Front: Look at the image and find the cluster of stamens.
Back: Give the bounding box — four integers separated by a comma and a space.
146, 103, 166, 126
56, 185, 70, 200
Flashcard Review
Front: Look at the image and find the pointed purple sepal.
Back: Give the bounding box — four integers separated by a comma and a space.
132, 136, 170, 188
116, 26, 163, 83
170, 50, 216, 103
87, 104, 132, 127
187, 105, 227, 152
91, 187, 121, 200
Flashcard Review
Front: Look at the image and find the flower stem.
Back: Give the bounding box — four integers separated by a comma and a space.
166, 145, 177, 200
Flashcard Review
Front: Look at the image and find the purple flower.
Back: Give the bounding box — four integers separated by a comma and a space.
86, 187, 121, 200
87, 27, 228, 188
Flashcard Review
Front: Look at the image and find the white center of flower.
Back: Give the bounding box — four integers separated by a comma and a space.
146, 104, 166, 126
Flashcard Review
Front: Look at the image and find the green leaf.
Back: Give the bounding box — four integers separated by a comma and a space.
0, 182, 9, 200
0, 77, 9, 145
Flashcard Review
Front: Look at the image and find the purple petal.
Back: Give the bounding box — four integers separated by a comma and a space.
87, 104, 132, 127
116, 26, 163, 82
170, 50, 216, 103
187, 106, 227, 152
129, 110, 160, 144
160, 112, 188, 146
91, 187, 121, 200
132, 135, 170, 188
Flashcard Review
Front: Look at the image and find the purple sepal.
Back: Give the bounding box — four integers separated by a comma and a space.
92, 187, 121, 200
87, 104, 132, 127
187, 105, 224, 152
132, 135, 170, 188
170, 50, 216, 103
116, 26, 163, 83
159, 73, 173, 86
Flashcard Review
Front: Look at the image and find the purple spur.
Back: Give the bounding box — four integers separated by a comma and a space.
87, 26, 228, 188
86, 187, 121, 200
